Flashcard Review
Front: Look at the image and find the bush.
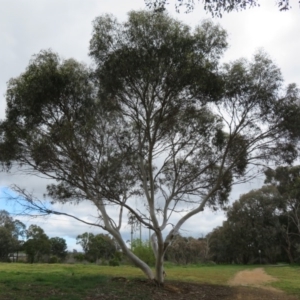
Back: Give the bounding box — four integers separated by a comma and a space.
0, 257, 11, 263
109, 258, 120, 266
74, 253, 85, 262
99, 259, 108, 265
131, 239, 155, 266
49, 256, 58, 264
114, 251, 123, 262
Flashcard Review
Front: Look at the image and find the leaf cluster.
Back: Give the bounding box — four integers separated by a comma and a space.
0, 210, 26, 261
76, 232, 117, 262
145, 0, 298, 17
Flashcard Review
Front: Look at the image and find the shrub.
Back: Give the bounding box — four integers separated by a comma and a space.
109, 258, 120, 266
49, 256, 58, 264
114, 251, 123, 262
131, 239, 155, 266
74, 253, 85, 262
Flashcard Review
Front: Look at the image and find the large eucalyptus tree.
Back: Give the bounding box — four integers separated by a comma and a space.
1, 11, 300, 284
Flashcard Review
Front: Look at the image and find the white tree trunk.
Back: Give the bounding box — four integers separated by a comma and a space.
96, 200, 155, 280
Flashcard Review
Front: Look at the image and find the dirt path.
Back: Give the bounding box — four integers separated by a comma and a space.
228, 267, 278, 290
227, 267, 299, 300
229, 286, 298, 300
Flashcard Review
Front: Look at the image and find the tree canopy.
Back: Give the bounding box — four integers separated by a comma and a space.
24, 225, 50, 263
1, 10, 300, 284
50, 237, 68, 260
265, 165, 300, 261
0, 210, 26, 261
145, 0, 299, 16
76, 232, 116, 262
209, 182, 300, 264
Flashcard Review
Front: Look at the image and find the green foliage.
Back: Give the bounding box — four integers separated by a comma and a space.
76, 232, 116, 262
131, 239, 155, 266
209, 184, 300, 264
264, 165, 300, 263
109, 251, 124, 266
145, 0, 298, 16
91, 12, 227, 103
114, 251, 123, 262
74, 253, 85, 262
265, 165, 300, 202
0, 210, 26, 261
109, 258, 120, 266
0, 227, 15, 261
48, 255, 59, 264
23, 225, 50, 263
50, 237, 68, 260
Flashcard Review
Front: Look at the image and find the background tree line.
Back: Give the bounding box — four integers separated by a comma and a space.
3, 162, 300, 266
0, 210, 25, 262
75, 232, 118, 264
0, 211, 122, 264
162, 166, 300, 265
208, 166, 300, 264
0, 213, 68, 263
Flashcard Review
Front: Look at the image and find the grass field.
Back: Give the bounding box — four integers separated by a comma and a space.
265, 265, 300, 296
0, 263, 299, 299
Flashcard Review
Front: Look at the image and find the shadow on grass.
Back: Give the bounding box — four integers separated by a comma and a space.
0, 273, 108, 300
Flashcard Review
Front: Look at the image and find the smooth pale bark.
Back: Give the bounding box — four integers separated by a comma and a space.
119, 239, 155, 279
155, 250, 165, 284
150, 231, 167, 284
96, 199, 156, 279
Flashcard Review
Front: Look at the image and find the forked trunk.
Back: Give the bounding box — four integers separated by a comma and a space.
107, 228, 155, 280
120, 241, 155, 280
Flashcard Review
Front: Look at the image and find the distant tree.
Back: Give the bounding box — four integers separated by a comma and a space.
11, 219, 26, 261
12, 219, 26, 240
1, 10, 300, 284
166, 235, 208, 264
229, 186, 283, 263
0, 210, 26, 261
76, 232, 91, 255
0, 210, 14, 231
209, 186, 284, 264
199, 235, 211, 262
209, 223, 235, 263
23, 225, 50, 263
0, 227, 15, 261
265, 166, 300, 262
145, 0, 299, 16
50, 237, 68, 260
76, 232, 116, 262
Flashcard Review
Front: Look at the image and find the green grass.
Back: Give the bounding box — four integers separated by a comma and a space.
165, 264, 253, 284
0, 263, 152, 300
265, 265, 300, 297
0, 264, 106, 299
0, 263, 299, 299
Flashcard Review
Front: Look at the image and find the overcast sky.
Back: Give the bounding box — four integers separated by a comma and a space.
0, 0, 299, 251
